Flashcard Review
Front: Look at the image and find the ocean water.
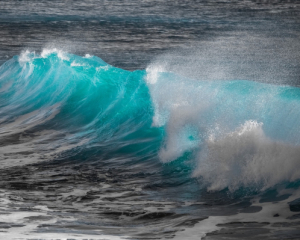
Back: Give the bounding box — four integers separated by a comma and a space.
0, 1, 300, 239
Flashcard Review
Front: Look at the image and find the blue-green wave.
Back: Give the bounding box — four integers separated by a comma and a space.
1, 49, 300, 192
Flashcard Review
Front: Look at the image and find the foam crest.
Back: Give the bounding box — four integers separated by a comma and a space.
145, 64, 165, 85
41, 48, 69, 61
18, 48, 70, 66
18, 50, 35, 63
193, 120, 300, 191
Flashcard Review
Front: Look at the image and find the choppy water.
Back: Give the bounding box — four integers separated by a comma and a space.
0, 1, 300, 239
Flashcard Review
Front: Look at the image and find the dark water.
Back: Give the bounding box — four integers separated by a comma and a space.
0, 1, 300, 239
0, 1, 300, 72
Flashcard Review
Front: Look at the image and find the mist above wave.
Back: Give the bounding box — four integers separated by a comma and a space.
147, 34, 300, 86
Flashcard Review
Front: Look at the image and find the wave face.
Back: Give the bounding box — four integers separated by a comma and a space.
0, 50, 161, 165
1, 50, 300, 193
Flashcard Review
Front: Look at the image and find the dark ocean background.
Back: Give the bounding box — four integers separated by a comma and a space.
0, 1, 300, 239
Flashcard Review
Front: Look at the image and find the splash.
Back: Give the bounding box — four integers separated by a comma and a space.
194, 120, 300, 191
146, 63, 300, 191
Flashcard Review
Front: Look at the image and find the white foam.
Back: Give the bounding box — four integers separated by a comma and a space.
193, 120, 300, 191
145, 64, 165, 85
0, 191, 127, 240
41, 48, 70, 61
18, 48, 70, 66
18, 50, 34, 63
174, 188, 300, 239
84, 53, 92, 58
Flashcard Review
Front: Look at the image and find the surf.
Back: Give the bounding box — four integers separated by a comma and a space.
1, 49, 300, 194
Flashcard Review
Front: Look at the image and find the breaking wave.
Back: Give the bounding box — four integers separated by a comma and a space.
1, 49, 300, 192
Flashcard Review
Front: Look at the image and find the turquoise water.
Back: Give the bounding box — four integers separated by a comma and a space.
1, 50, 300, 194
